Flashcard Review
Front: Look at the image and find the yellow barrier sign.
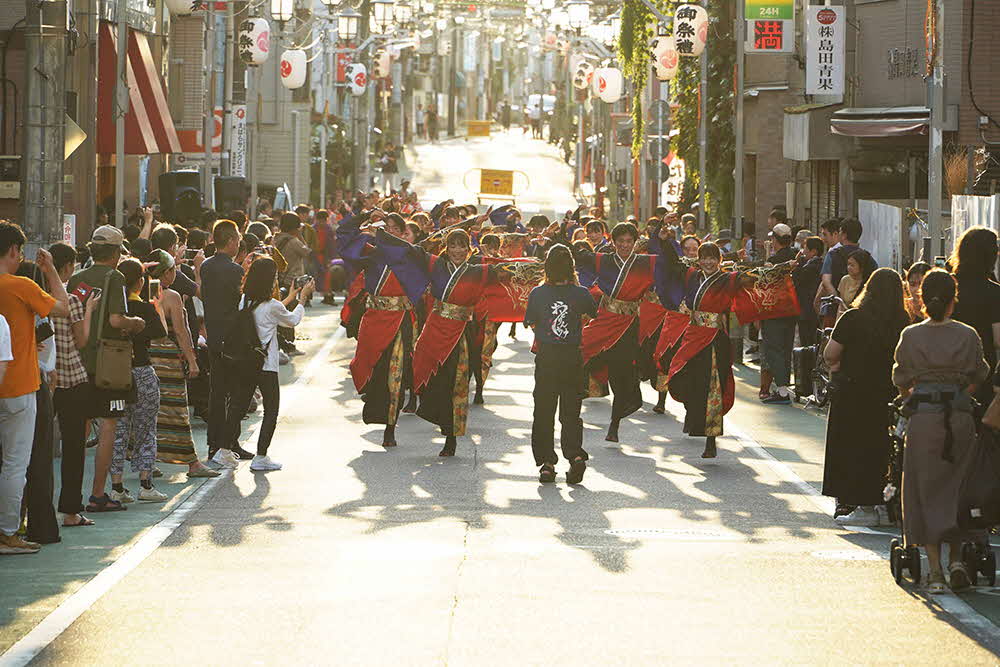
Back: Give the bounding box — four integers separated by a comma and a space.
466, 120, 491, 137
480, 169, 514, 197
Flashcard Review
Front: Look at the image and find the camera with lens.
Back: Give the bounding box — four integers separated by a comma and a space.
294, 274, 313, 289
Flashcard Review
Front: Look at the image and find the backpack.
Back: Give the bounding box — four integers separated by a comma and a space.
222, 303, 266, 374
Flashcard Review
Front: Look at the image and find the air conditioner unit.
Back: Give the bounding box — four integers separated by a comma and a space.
0, 155, 21, 199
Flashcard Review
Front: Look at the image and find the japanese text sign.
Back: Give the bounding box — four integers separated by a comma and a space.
806, 6, 845, 96
746, 19, 793, 53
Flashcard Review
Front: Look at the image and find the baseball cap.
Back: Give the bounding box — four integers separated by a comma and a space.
91, 225, 125, 249
146, 248, 176, 278
772, 223, 792, 238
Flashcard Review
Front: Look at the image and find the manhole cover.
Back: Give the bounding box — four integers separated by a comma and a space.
604, 528, 738, 541
811, 550, 886, 561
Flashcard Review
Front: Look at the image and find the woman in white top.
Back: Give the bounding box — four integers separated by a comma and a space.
232, 256, 308, 471
0, 313, 11, 383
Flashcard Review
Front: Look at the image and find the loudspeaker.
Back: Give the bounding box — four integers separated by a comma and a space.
214, 176, 249, 215
159, 171, 202, 227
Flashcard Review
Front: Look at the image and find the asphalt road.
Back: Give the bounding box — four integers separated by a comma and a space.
3, 131, 1000, 665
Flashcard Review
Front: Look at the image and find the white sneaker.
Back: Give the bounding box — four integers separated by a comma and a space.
211, 448, 240, 469
875, 504, 891, 526
109, 488, 135, 504
278, 350, 290, 366
835, 506, 880, 527
137, 486, 168, 502
250, 455, 282, 472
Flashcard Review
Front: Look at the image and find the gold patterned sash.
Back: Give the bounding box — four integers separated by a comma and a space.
599, 295, 640, 317
432, 299, 474, 321
643, 290, 662, 305
367, 295, 413, 311
690, 310, 725, 328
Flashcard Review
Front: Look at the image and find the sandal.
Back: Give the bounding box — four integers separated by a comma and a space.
566, 458, 587, 485
85, 494, 127, 513
539, 464, 556, 483
63, 514, 95, 527
949, 562, 972, 591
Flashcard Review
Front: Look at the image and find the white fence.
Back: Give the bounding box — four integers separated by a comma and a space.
858, 200, 904, 271
951, 195, 1000, 248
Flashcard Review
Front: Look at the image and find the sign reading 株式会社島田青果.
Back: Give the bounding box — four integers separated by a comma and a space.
745, 0, 793, 21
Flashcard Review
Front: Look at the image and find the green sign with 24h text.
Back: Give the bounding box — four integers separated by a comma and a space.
745, 0, 793, 20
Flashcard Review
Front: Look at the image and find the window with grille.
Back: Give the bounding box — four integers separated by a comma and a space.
811, 160, 839, 228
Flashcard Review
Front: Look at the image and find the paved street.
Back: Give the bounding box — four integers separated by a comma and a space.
3, 131, 1000, 665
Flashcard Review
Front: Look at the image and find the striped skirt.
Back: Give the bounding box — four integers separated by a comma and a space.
150, 336, 196, 464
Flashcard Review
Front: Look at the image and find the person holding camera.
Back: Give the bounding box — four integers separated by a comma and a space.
227, 257, 308, 472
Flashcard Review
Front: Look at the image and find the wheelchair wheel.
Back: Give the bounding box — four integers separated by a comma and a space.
905, 545, 922, 584
962, 543, 978, 585
889, 539, 903, 584
812, 372, 830, 408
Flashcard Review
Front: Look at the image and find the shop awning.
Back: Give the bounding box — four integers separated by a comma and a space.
830, 107, 930, 138
97, 22, 181, 155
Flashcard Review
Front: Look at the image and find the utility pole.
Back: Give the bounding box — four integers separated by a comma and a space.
221, 1, 235, 176
448, 19, 459, 136
356, 0, 371, 190
319, 31, 329, 209
21, 0, 68, 244
733, 0, 745, 238
927, 0, 944, 256
115, 0, 127, 228
203, 2, 216, 204
250, 65, 262, 219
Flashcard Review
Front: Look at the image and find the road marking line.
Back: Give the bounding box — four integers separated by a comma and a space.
729, 423, 1000, 652
0, 325, 344, 667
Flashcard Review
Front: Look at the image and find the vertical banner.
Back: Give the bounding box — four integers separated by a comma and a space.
62, 214, 76, 246
231, 104, 247, 177
806, 6, 846, 96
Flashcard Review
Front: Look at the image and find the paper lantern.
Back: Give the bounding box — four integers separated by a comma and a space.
652, 35, 679, 80
673, 4, 708, 57
280, 49, 307, 89
238, 18, 270, 66
572, 60, 594, 90
594, 67, 623, 103
165, 0, 203, 15
346, 63, 368, 96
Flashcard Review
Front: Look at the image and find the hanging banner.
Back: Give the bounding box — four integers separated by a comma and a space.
805, 6, 846, 96
746, 0, 793, 20
746, 19, 794, 53
62, 214, 76, 246
231, 104, 247, 177
659, 153, 686, 212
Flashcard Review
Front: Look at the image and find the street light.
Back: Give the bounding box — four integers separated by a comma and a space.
372, 0, 396, 32
337, 7, 361, 41
270, 0, 294, 23
566, 0, 591, 31
419, 0, 435, 15
394, 0, 412, 24
607, 10, 621, 42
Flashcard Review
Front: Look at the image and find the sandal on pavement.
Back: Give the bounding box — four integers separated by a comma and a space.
63, 514, 95, 527
85, 494, 126, 513
539, 464, 556, 483
949, 562, 972, 591
187, 466, 221, 478
927, 572, 948, 594
566, 458, 587, 485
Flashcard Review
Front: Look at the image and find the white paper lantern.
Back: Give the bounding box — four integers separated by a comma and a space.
238, 18, 270, 66
280, 49, 307, 89
652, 35, 679, 80
165, 0, 202, 15
346, 63, 368, 96
572, 60, 595, 90
674, 4, 708, 57
594, 67, 623, 103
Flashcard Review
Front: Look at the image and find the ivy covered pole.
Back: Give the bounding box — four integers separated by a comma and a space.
698, 8, 707, 229
734, 0, 745, 238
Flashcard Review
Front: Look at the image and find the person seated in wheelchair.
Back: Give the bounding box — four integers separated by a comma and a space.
892, 269, 990, 593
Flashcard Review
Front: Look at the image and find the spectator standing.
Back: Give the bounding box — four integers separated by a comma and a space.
67, 226, 146, 514
47, 242, 93, 527
819, 217, 871, 308
837, 249, 876, 314
822, 268, 909, 526
200, 219, 249, 467
903, 261, 932, 323
416, 103, 426, 138
792, 237, 824, 348
379, 142, 400, 193
273, 213, 312, 290
759, 224, 798, 403
426, 107, 438, 142
0, 222, 70, 554
949, 227, 1000, 409
228, 258, 306, 471
108, 259, 169, 504
16, 261, 60, 544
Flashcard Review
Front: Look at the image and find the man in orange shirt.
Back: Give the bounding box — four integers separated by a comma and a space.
0, 221, 69, 554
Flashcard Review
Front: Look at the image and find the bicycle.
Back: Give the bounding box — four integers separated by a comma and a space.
802, 295, 842, 409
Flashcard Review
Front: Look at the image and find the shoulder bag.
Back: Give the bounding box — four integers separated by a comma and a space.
94, 269, 134, 391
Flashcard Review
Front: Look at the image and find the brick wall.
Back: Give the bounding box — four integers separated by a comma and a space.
743, 91, 797, 230
960, 0, 1000, 145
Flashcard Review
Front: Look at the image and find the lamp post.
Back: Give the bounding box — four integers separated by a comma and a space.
372, 0, 395, 33
338, 7, 361, 40
566, 0, 590, 193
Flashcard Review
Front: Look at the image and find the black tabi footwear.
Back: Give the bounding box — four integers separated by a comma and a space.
701, 437, 717, 459
439, 436, 457, 457
605, 422, 620, 443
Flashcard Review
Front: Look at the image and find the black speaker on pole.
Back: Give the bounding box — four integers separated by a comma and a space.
214, 176, 249, 216
159, 170, 203, 227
